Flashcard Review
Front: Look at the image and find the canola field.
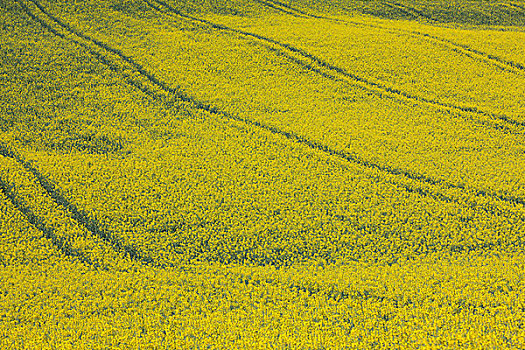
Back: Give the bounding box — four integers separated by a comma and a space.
1, 0, 525, 348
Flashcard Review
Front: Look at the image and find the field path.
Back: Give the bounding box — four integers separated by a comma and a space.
0, 142, 156, 267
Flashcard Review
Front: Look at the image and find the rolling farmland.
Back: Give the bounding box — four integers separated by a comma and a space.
1, 0, 525, 348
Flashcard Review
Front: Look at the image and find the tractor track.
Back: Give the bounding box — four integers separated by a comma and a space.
0, 173, 98, 268
16, 0, 525, 216
256, 0, 525, 75
0, 142, 155, 267
9, 0, 525, 278
252, 0, 308, 18
383, 1, 436, 22
382, 1, 525, 73
144, 0, 525, 131
253, 0, 327, 19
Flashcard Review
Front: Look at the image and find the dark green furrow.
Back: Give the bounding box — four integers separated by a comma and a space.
255, 0, 525, 75
0, 144, 155, 267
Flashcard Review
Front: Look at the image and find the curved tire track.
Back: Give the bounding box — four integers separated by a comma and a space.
145, 0, 525, 131
252, 0, 309, 18
382, 2, 525, 73
17, 0, 525, 216
255, 0, 525, 75
14, 0, 525, 270
0, 133, 155, 267
0, 172, 98, 268
253, 0, 327, 19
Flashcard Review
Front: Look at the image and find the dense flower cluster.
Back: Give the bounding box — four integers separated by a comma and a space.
1, 0, 525, 348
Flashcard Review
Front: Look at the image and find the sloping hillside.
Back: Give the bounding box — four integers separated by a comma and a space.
1, 0, 525, 348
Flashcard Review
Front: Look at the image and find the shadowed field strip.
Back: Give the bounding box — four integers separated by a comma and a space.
383, 1, 436, 22
16, 0, 525, 215
256, 0, 525, 75
252, 0, 309, 18
253, 0, 327, 19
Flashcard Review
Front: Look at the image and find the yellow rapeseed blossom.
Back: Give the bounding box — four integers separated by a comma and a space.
1, 0, 525, 348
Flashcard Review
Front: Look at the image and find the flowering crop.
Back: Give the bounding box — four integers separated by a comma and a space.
1, 0, 525, 348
